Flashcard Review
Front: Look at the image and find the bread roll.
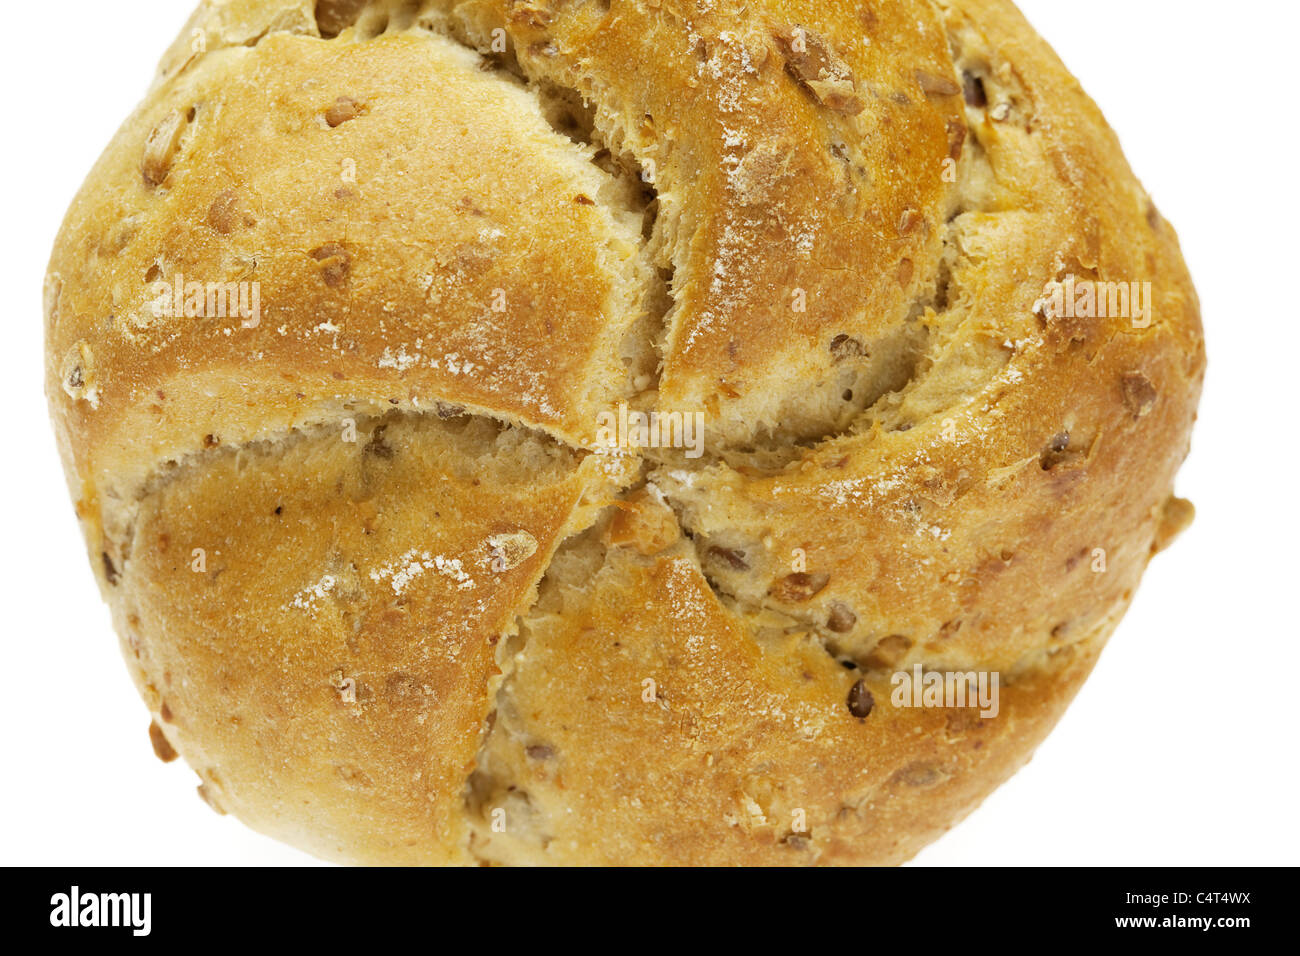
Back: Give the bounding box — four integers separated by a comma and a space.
45, 0, 1204, 865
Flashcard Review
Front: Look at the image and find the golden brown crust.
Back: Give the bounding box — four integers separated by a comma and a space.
467, 542, 1102, 865
46, 0, 1203, 866
47, 25, 651, 504
114, 417, 629, 864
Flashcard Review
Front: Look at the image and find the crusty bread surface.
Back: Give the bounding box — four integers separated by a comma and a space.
46, 0, 1204, 865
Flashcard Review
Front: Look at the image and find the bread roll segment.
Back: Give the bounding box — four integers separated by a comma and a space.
45, 0, 1204, 865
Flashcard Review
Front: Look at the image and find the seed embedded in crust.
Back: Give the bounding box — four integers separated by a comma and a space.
142, 108, 189, 188
315, 0, 369, 38
708, 546, 750, 571
865, 634, 913, 669
488, 531, 539, 571
207, 190, 241, 234
1040, 432, 1084, 471
827, 602, 857, 633
101, 552, 120, 586
962, 72, 988, 108
196, 783, 226, 815
898, 257, 915, 287
149, 721, 178, 763
847, 680, 874, 719
310, 242, 352, 287
364, 425, 395, 459
325, 96, 364, 128
915, 69, 961, 98
770, 571, 830, 602
896, 762, 945, 788
774, 27, 865, 115
508, 4, 555, 28
830, 334, 866, 360
946, 117, 967, 160
1121, 371, 1158, 418
1153, 496, 1195, 553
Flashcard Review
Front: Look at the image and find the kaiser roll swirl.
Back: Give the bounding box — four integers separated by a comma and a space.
45, 0, 1204, 865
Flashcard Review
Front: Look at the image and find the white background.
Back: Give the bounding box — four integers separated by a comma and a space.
1, 1, 1295, 867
